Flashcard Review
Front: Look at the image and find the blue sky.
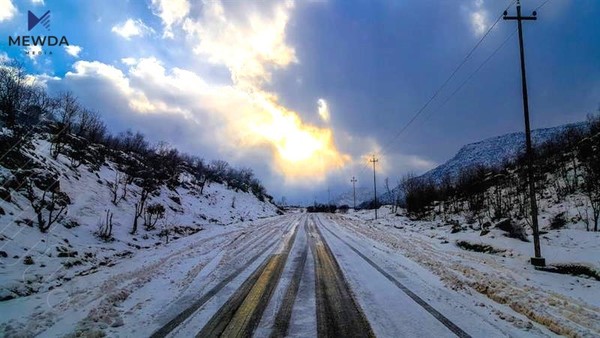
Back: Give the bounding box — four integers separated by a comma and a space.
1, 0, 599, 204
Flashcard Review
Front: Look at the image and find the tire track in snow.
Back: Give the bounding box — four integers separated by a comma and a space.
150, 235, 281, 338
269, 220, 309, 338
329, 214, 600, 337
316, 216, 471, 338
227, 216, 298, 260
307, 216, 375, 338
194, 219, 300, 337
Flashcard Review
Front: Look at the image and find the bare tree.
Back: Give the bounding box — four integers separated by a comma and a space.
384, 177, 401, 214
75, 108, 102, 137
0, 61, 28, 128
25, 178, 69, 232
131, 170, 158, 235
50, 92, 80, 159
578, 136, 600, 231
159, 210, 179, 244
108, 171, 122, 205
144, 203, 165, 230
97, 209, 114, 240
86, 113, 107, 143
209, 159, 229, 183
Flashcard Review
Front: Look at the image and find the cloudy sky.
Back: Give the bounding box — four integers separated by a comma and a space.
1, 0, 599, 204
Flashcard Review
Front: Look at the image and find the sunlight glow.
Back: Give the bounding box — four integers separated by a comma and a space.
246, 93, 350, 182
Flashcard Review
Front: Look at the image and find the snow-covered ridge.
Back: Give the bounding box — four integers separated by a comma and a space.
333, 187, 373, 207
362, 122, 587, 207
418, 122, 587, 184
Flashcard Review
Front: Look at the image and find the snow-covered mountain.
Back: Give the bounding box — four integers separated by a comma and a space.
418, 122, 586, 184
370, 122, 587, 207
333, 187, 373, 207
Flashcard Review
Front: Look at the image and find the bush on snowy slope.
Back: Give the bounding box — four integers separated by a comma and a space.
0, 61, 280, 301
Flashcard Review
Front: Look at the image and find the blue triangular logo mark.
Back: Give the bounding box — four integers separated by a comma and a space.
28, 10, 50, 31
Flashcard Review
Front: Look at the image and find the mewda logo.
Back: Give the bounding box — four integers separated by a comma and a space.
7, 9, 69, 49
28, 10, 51, 31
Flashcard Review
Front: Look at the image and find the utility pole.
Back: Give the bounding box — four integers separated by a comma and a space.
504, 0, 545, 267
370, 155, 378, 220
351, 176, 357, 210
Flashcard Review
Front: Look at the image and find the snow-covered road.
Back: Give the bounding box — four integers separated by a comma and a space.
0, 214, 298, 337
316, 214, 555, 338
150, 213, 555, 337
2, 212, 568, 337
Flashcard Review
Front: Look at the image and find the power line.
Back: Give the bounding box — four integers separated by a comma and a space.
534, 0, 551, 12
353, 0, 517, 177
378, 0, 517, 155
417, 28, 518, 128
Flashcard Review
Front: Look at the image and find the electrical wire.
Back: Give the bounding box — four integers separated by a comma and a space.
418, 28, 518, 128
377, 0, 518, 155
352, 0, 518, 179
534, 0, 551, 12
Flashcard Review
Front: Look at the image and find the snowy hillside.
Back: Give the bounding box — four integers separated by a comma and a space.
371, 122, 588, 208
419, 122, 586, 184
0, 133, 279, 302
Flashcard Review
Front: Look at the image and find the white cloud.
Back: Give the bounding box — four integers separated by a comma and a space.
175, 0, 347, 181
182, 0, 297, 88
121, 57, 137, 66
57, 55, 349, 183
31, 73, 60, 88
25, 45, 42, 62
317, 98, 330, 122
64, 45, 82, 58
464, 0, 489, 37
0, 51, 10, 63
31, 0, 44, 5
0, 0, 18, 22
151, 0, 190, 38
112, 18, 154, 39
65, 60, 154, 113
470, 11, 488, 36
51, 1, 358, 185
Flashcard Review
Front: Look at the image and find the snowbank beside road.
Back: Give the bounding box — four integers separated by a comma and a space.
336, 207, 600, 336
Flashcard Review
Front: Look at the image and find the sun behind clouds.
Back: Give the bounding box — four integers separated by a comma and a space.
246, 94, 350, 181
181, 0, 351, 182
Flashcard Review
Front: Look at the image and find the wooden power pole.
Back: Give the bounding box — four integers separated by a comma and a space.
351, 176, 357, 210
370, 155, 378, 220
504, 0, 545, 267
